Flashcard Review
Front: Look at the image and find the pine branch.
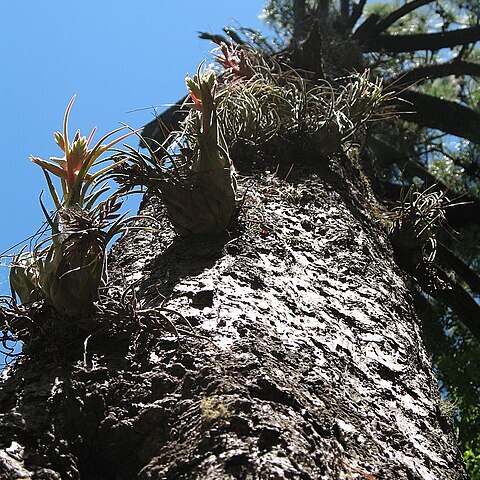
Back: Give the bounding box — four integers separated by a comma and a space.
423, 266, 480, 344
198, 32, 229, 45
369, 137, 480, 230
352, 13, 379, 40
388, 59, 480, 88
223, 27, 244, 46
317, 0, 329, 22
293, 0, 307, 41
397, 258, 480, 343
199, 30, 244, 46
349, 0, 368, 30
436, 243, 480, 295
291, 21, 324, 78
375, 0, 435, 34
361, 25, 480, 53
140, 96, 188, 148
354, 0, 435, 41
398, 90, 480, 144
341, 0, 350, 19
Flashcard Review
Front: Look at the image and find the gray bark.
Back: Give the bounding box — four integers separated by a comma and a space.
0, 150, 467, 478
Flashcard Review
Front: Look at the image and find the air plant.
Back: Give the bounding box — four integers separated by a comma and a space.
9, 96, 140, 317
162, 67, 238, 234
308, 71, 390, 154
116, 48, 389, 234
213, 45, 300, 146
382, 184, 455, 263
117, 66, 238, 236
214, 42, 254, 79
211, 45, 390, 156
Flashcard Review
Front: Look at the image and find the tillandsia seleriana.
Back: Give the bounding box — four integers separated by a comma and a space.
9, 96, 143, 318
212, 44, 391, 156
115, 47, 388, 233
116, 67, 238, 236
382, 184, 458, 263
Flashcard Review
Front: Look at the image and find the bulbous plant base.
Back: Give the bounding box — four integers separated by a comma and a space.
40, 231, 106, 319
160, 168, 238, 236
1, 288, 138, 369
45, 273, 101, 319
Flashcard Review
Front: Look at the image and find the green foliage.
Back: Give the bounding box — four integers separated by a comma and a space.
382, 185, 453, 262
30, 96, 132, 210
464, 449, 480, 479
308, 2, 480, 473
118, 46, 389, 237
365, 0, 429, 35
9, 248, 43, 305
418, 78, 460, 103
9, 197, 132, 318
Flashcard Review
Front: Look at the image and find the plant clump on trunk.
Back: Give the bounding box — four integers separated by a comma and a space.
114, 46, 390, 237
1, 97, 150, 360
115, 68, 239, 236
1, 0, 479, 475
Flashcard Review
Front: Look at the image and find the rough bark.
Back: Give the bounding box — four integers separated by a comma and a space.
0, 148, 467, 478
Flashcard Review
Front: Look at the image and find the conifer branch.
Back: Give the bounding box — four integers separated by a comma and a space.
361, 25, 480, 53
388, 60, 480, 88
399, 90, 480, 144
354, 0, 435, 40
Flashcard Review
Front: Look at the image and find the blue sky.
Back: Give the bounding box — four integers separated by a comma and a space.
0, 0, 268, 364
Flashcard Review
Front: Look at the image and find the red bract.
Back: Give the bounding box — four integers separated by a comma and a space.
215, 43, 253, 79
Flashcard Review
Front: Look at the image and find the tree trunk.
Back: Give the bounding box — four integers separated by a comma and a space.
0, 148, 467, 479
